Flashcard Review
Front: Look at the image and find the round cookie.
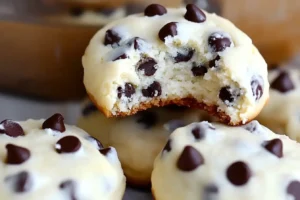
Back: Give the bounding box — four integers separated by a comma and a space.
0, 113, 125, 200
82, 3, 269, 125
77, 101, 213, 186
257, 65, 300, 141
152, 120, 300, 200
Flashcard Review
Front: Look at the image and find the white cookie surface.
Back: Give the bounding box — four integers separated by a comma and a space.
0, 114, 125, 200
152, 120, 300, 200
82, 4, 268, 125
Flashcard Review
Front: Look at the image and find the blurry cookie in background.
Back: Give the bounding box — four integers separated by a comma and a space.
78, 100, 215, 187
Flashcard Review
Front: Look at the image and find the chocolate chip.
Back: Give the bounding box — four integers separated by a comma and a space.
163, 140, 172, 152
82, 102, 98, 116
226, 161, 251, 186
208, 55, 220, 68
270, 71, 295, 93
287, 181, 300, 200
203, 185, 219, 200
244, 122, 257, 133
184, 4, 206, 23
165, 120, 186, 132
127, 37, 142, 50
137, 58, 157, 76
56, 136, 81, 154
191, 64, 207, 76
191, 126, 205, 140
60, 180, 77, 200
104, 29, 121, 46
117, 83, 135, 98
86, 136, 103, 150
100, 147, 112, 156
6, 144, 30, 165
177, 145, 204, 171
42, 113, 66, 133
174, 49, 194, 63
125, 3, 145, 15
136, 111, 158, 129
263, 139, 283, 158
113, 53, 129, 61
69, 7, 84, 17
5, 171, 31, 193
142, 81, 162, 97
0, 120, 24, 137
158, 22, 178, 42
219, 87, 234, 103
144, 4, 167, 17
251, 77, 263, 100
208, 33, 232, 52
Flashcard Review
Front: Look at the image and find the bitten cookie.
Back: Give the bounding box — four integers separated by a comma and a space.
152, 120, 300, 200
257, 65, 300, 141
78, 101, 213, 186
0, 114, 125, 200
82, 3, 268, 125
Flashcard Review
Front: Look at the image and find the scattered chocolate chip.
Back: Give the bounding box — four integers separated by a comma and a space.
125, 3, 145, 15
104, 29, 121, 46
137, 58, 157, 76
244, 121, 257, 133
208, 55, 220, 68
0, 120, 24, 137
127, 37, 142, 50
177, 145, 204, 171
158, 22, 178, 42
174, 49, 194, 63
136, 111, 158, 129
270, 71, 294, 93
184, 4, 206, 23
142, 81, 162, 97
263, 139, 283, 158
69, 7, 84, 17
6, 144, 30, 165
287, 181, 300, 200
100, 147, 112, 156
117, 83, 135, 99
208, 33, 232, 52
94, 7, 115, 16
42, 113, 66, 133
163, 140, 172, 152
192, 64, 207, 76
86, 136, 103, 150
60, 180, 77, 200
203, 185, 219, 200
219, 87, 234, 103
191, 126, 205, 140
226, 161, 251, 186
144, 4, 167, 16
251, 77, 263, 100
113, 53, 129, 61
5, 171, 31, 193
56, 136, 81, 154
82, 102, 98, 116
165, 120, 186, 132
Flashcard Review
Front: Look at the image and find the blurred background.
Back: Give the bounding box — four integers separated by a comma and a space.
0, 0, 300, 123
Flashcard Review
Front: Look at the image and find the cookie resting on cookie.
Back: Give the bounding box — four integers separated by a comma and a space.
82, 4, 268, 125
0, 114, 125, 200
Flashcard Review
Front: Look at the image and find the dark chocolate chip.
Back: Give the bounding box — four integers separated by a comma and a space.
113, 53, 129, 61
184, 4, 206, 23
270, 71, 295, 93
94, 8, 115, 16
203, 185, 219, 200
125, 3, 145, 15
42, 113, 66, 133
158, 22, 178, 42
0, 120, 24, 137
165, 120, 186, 132
191, 126, 205, 140
137, 58, 158, 76
244, 121, 257, 133
100, 147, 112, 156
263, 138, 283, 158
69, 7, 84, 17
144, 4, 167, 17
219, 87, 234, 103
163, 139, 172, 152
191, 64, 207, 76
142, 81, 162, 97
127, 37, 142, 50
86, 136, 103, 150
208, 33, 232, 52
6, 144, 30, 165
208, 55, 220, 68
5, 171, 31, 193
226, 161, 251, 186
117, 83, 135, 99
174, 49, 194, 63
104, 29, 121, 46
177, 145, 204, 171
287, 181, 300, 200
56, 136, 81, 154
82, 102, 98, 116
136, 111, 158, 129
251, 77, 264, 100
60, 180, 77, 200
